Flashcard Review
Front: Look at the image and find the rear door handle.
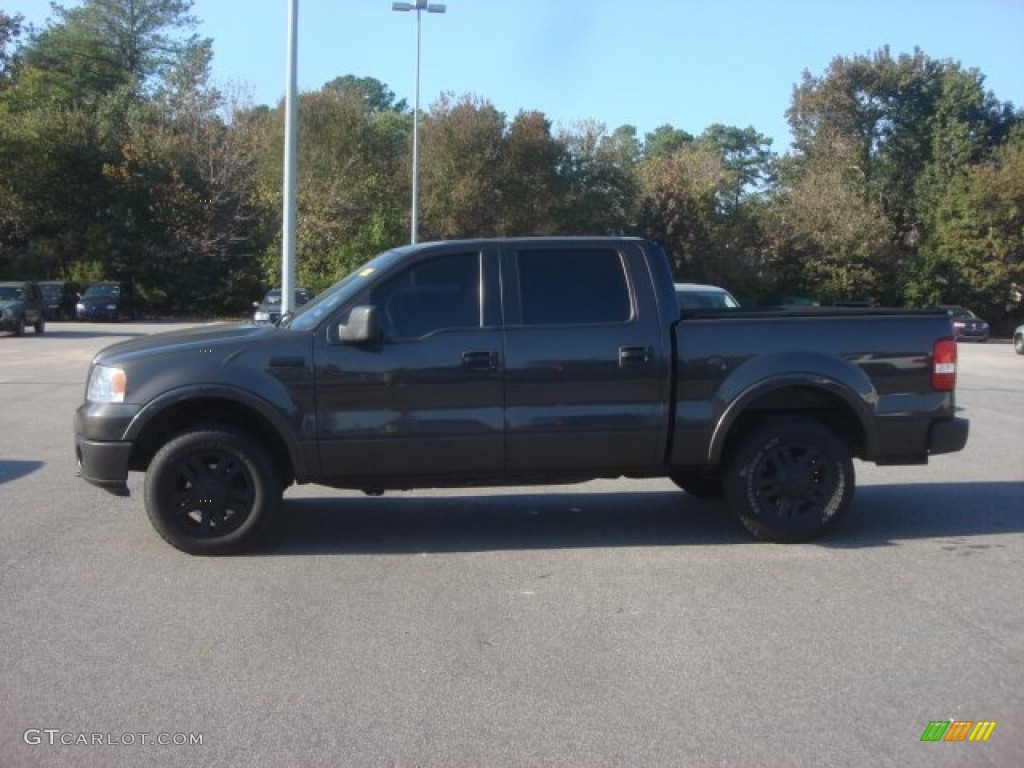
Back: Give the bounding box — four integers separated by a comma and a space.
462, 350, 498, 370
619, 346, 652, 367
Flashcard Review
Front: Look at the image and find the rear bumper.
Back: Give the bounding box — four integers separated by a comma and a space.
928, 417, 969, 456
75, 438, 132, 496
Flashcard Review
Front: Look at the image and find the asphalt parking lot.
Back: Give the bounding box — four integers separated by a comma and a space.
1, 323, 1022, 767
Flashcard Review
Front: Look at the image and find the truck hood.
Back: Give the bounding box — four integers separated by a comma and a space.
93, 322, 274, 365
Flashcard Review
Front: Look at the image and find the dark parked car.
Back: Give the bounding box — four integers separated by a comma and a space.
943, 306, 989, 342
675, 282, 740, 310
252, 288, 311, 325
76, 281, 135, 322
39, 280, 80, 321
0, 280, 46, 336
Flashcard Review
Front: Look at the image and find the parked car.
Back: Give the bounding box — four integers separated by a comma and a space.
252, 288, 311, 325
942, 306, 989, 342
0, 280, 46, 336
1014, 323, 1024, 355
75, 237, 968, 555
675, 282, 740, 310
76, 281, 135, 322
39, 280, 80, 321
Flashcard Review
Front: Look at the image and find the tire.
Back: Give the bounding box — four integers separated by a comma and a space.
144, 428, 282, 555
1015, 335, 1024, 355
671, 468, 723, 498
724, 416, 854, 543
14, 315, 25, 336
34, 313, 45, 334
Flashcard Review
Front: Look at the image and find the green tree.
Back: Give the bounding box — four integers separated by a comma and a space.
784, 47, 1021, 306
323, 74, 407, 114
556, 120, 637, 234
913, 126, 1024, 327
0, 10, 24, 86
26, 0, 198, 100
497, 110, 566, 235
417, 92, 506, 238
250, 79, 409, 293
643, 124, 693, 159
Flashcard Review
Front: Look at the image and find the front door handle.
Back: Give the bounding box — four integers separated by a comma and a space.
619, 346, 652, 367
462, 350, 498, 370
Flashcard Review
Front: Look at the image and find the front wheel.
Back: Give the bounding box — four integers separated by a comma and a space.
144, 428, 282, 555
724, 416, 853, 543
1015, 334, 1024, 355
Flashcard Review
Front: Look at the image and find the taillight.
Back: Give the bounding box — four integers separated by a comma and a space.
931, 338, 957, 391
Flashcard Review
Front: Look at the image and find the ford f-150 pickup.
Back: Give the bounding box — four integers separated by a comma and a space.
74, 237, 969, 554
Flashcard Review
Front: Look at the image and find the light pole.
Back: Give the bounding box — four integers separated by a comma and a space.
392, 0, 446, 244
281, 0, 298, 314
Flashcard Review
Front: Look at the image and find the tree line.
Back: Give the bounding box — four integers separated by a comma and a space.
2, 2, 1022, 331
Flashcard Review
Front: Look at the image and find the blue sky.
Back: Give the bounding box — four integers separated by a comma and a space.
9, 0, 1024, 151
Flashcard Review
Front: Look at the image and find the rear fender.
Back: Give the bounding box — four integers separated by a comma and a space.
709, 353, 877, 464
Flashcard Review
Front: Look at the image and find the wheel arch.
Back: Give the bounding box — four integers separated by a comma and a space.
709, 376, 874, 467
124, 387, 310, 487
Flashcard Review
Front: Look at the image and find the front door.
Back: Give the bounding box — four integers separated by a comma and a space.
314, 246, 505, 484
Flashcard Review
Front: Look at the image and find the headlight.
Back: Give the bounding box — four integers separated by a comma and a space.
254, 311, 269, 322
87, 365, 127, 403
76, 303, 85, 310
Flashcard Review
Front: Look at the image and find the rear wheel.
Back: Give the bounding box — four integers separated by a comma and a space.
144, 428, 282, 555
724, 416, 853, 543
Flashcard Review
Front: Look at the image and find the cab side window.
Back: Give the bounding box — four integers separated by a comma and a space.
370, 253, 481, 339
516, 248, 632, 325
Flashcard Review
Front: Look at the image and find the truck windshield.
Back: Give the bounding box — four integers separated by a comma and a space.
282, 248, 406, 331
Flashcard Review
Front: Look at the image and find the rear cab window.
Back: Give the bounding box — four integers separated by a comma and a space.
511, 248, 633, 326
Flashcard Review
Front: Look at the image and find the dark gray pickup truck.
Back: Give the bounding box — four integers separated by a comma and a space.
74, 237, 968, 554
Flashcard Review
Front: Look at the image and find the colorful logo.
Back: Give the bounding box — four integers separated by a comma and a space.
920, 720, 996, 742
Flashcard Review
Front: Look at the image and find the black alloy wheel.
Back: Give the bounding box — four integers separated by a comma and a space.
724, 416, 853, 542
144, 428, 282, 555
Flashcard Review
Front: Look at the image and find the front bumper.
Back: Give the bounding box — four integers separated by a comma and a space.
77, 306, 119, 321
0, 313, 21, 332
75, 401, 142, 495
928, 417, 969, 456
75, 438, 132, 496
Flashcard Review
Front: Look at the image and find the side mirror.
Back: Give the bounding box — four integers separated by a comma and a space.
339, 305, 381, 345
252, 301, 260, 309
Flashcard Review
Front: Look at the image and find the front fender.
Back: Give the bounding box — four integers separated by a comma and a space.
123, 384, 315, 482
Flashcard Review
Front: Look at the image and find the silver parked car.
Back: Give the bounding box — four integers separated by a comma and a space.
252, 288, 312, 325
675, 282, 741, 310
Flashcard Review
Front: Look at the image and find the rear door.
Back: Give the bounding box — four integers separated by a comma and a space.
501, 242, 671, 472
